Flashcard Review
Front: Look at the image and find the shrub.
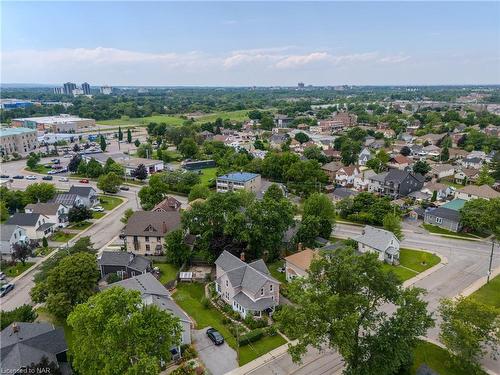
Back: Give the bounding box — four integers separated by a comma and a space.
266, 325, 277, 336
244, 316, 268, 329
180, 344, 198, 361
239, 329, 264, 346
222, 317, 232, 325
106, 273, 122, 284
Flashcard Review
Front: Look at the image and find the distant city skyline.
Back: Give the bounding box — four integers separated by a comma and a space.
2, 2, 499, 86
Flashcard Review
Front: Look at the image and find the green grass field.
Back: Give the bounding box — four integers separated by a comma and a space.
423, 224, 478, 239
67, 221, 92, 230
49, 231, 76, 243
26, 165, 52, 174
92, 212, 106, 219
194, 110, 250, 123
33, 247, 54, 257
97, 115, 186, 127
382, 248, 441, 282
199, 167, 218, 187
99, 195, 124, 211
469, 275, 500, 308
267, 260, 286, 284
1, 262, 34, 277
239, 334, 287, 365
154, 262, 179, 284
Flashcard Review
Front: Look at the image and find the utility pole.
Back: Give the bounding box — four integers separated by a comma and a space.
487, 239, 495, 283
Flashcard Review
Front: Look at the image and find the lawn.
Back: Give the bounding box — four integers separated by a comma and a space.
199, 167, 218, 187
49, 231, 76, 243
381, 264, 417, 282
99, 195, 124, 211
67, 221, 92, 230
33, 247, 54, 257
154, 262, 179, 284
26, 165, 52, 174
97, 115, 186, 127
267, 260, 286, 284
1, 262, 34, 277
92, 212, 106, 219
407, 341, 484, 375
423, 224, 478, 239
469, 275, 500, 308
194, 110, 250, 123
239, 334, 287, 366
36, 307, 74, 353
382, 248, 441, 282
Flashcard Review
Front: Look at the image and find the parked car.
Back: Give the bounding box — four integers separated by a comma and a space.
63, 154, 73, 158
13, 175, 24, 179
59, 177, 69, 182
120, 186, 130, 191
206, 328, 224, 345
90, 206, 104, 212
0, 272, 5, 280
79, 179, 89, 183
42, 175, 53, 181
26, 175, 37, 180
0, 175, 10, 179
52, 159, 60, 164
47, 170, 57, 175
0, 283, 14, 297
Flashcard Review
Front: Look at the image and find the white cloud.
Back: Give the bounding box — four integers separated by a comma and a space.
378, 54, 411, 64
275, 52, 331, 68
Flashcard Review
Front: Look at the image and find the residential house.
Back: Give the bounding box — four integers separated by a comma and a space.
110, 273, 192, 348
152, 196, 182, 212
274, 114, 293, 128
329, 187, 359, 203
353, 226, 400, 264
461, 157, 483, 170
285, 248, 318, 281
215, 251, 279, 318
52, 185, 97, 208
269, 133, 289, 149
354, 169, 377, 191
6, 213, 55, 240
382, 128, 396, 138
455, 185, 500, 201
1, 322, 70, 374
216, 172, 261, 193
358, 148, 372, 166
0, 225, 28, 258
418, 133, 445, 145
123, 211, 181, 255
422, 145, 441, 158
387, 155, 413, 170
421, 182, 453, 201
368, 169, 425, 198
25, 202, 69, 228
98, 251, 152, 279
52, 193, 86, 208
424, 207, 462, 232
324, 148, 342, 161
321, 161, 344, 182
335, 165, 360, 187
454, 168, 479, 185
448, 148, 468, 160
430, 164, 455, 180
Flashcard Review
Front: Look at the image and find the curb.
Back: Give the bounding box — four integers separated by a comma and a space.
403, 250, 448, 288
456, 265, 500, 299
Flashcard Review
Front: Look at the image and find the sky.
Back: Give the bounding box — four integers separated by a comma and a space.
2, 1, 500, 86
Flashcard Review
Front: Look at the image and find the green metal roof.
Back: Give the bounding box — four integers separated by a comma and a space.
442, 199, 466, 211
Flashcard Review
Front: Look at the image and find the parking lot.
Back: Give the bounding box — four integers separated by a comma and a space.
193, 328, 238, 375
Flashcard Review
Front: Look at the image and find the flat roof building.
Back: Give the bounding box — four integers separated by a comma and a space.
11, 114, 95, 133
216, 172, 261, 193
0, 127, 38, 156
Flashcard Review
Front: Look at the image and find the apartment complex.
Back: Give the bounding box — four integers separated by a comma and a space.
0, 127, 37, 156
216, 172, 262, 193
11, 114, 95, 133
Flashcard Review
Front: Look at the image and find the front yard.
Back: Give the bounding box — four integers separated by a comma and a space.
49, 231, 76, 243
99, 195, 124, 211
67, 221, 92, 230
154, 262, 178, 284
1, 262, 35, 277
382, 248, 440, 282
469, 274, 500, 308
423, 223, 480, 239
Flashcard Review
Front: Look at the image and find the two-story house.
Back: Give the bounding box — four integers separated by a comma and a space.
215, 251, 280, 318
335, 165, 360, 187
0, 225, 28, 258
52, 185, 97, 209
358, 148, 372, 166
6, 213, 55, 240
368, 169, 424, 198
123, 211, 181, 255
25, 202, 69, 228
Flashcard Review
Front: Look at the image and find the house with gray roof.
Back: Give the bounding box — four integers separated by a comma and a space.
1, 322, 70, 374
0, 225, 28, 258
25, 202, 69, 228
424, 206, 462, 232
215, 251, 280, 318
6, 213, 55, 240
368, 169, 424, 198
110, 273, 192, 347
51, 185, 97, 208
98, 251, 152, 279
352, 226, 400, 264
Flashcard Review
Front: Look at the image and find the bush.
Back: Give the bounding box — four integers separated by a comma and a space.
244, 316, 268, 329
239, 328, 264, 346
266, 325, 277, 336
0, 305, 38, 330
106, 273, 122, 284
201, 297, 210, 309
222, 317, 232, 325
180, 344, 198, 361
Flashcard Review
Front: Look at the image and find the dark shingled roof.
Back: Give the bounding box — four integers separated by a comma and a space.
6, 213, 44, 227
52, 193, 79, 206
98, 251, 151, 272
425, 207, 461, 222
124, 211, 181, 237
68, 185, 96, 198
1, 322, 68, 372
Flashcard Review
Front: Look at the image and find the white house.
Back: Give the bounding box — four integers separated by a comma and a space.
5, 213, 55, 240
25, 202, 69, 228
0, 225, 28, 258
335, 165, 360, 187
358, 148, 372, 166
353, 226, 400, 264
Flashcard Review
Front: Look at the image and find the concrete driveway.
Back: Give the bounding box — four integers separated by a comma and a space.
193, 328, 237, 375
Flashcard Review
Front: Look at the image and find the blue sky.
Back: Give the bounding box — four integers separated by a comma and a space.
2, 1, 499, 86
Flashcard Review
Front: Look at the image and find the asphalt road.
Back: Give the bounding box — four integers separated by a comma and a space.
243, 223, 500, 375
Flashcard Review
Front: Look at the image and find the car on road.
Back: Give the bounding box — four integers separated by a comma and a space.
52, 159, 60, 164
13, 175, 24, 179
63, 154, 73, 158
47, 170, 57, 174
59, 177, 69, 182
206, 328, 224, 345
0, 283, 14, 297
42, 175, 53, 181
120, 186, 130, 191
79, 179, 89, 183
90, 206, 104, 212
0, 175, 10, 179
26, 175, 37, 180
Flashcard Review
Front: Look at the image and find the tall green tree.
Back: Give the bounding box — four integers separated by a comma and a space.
164, 229, 191, 266
26, 152, 41, 170
100, 135, 107, 152
439, 297, 500, 373
460, 198, 500, 238
476, 165, 494, 186
276, 248, 434, 375
97, 172, 123, 194
178, 138, 199, 159
413, 160, 431, 175
118, 126, 123, 141
68, 287, 182, 375
25, 183, 56, 203
188, 184, 210, 202
382, 212, 403, 240
127, 128, 132, 143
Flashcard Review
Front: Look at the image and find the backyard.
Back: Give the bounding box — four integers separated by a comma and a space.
1, 261, 34, 277
199, 167, 218, 187
267, 260, 286, 284
173, 282, 286, 365
154, 262, 178, 284
36, 307, 74, 353
469, 274, 500, 308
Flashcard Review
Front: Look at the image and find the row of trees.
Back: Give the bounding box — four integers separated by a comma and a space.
0, 183, 56, 215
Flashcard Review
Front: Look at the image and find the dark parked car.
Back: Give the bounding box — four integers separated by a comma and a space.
0, 283, 14, 297
13, 175, 24, 179
120, 186, 130, 191
42, 175, 53, 180
206, 328, 224, 345
0, 175, 9, 179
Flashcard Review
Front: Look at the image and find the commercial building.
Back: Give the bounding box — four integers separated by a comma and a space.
0, 99, 33, 110
100, 85, 113, 95
11, 114, 95, 133
216, 172, 261, 193
82, 152, 164, 176
82, 82, 91, 95
0, 127, 37, 156
63, 82, 77, 95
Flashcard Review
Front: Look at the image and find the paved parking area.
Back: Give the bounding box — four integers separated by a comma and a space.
193, 328, 238, 375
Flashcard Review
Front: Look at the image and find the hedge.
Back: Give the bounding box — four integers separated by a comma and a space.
239, 328, 264, 346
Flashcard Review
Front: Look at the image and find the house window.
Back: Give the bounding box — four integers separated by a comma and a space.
270, 284, 273, 292
145, 244, 151, 252
260, 288, 264, 296
145, 236, 149, 242
225, 280, 228, 287
436, 217, 443, 224
157, 237, 161, 241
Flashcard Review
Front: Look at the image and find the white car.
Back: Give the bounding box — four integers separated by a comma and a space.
26, 175, 37, 180
47, 170, 57, 175
90, 206, 104, 212
59, 177, 69, 182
